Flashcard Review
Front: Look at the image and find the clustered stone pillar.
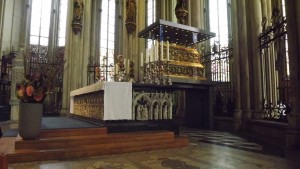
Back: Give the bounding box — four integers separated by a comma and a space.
237, 0, 251, 126
231, 0, 242, 130
62, 0, 92, 115
285, 0, 300, 150
250, 0, 263, 119
190, 0, 201, 28
190, 0, 202, 52
160, 1, 166, 20
9, 0, 29, 120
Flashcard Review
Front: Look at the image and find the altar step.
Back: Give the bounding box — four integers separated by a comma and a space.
6, 127, 189, 163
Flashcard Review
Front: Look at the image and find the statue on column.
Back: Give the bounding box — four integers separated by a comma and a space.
175, 0, 188, 25
72, 0, 84, 34
125, 0, 136, 34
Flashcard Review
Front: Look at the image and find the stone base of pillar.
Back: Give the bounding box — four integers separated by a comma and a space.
10, 99, 20, 120
252, 109, 263, 120
10, 105, 19, 120
233, 109, 242, 131
286, 128, 300, 148
285, 129, 300, 169
242, 110, 252, 120
233, 119, 242, 131
288, 113, 300, 130
60, 108, 69, 117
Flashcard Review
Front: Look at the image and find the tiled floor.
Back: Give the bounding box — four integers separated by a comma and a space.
184, 128, 263, 153
0, 121, 294, 169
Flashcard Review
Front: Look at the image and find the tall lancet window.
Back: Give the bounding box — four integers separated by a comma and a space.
58, 0, 68, 47
209, 0, 231, 82
146, 0, 156, 49
99, 0, 116, 81
30, 0, 68, 47
29, 0, 68, 70
30, 0, 52, 46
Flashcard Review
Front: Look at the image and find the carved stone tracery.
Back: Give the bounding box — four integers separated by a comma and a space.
132, 90, 174, 121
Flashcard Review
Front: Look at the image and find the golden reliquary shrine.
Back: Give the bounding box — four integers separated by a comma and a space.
138, 19, 215, 81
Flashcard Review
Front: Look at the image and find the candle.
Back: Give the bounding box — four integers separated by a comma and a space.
146, 49, 149, 63
160, 41, 163, 60
156, 41, 159, 61
140, 52, 144, 67
166, 41, 170, 61
153, 44, 156, 62
115, 64, 119, 74
149, 48, 153, 62
127, 59, 130, 74
154, 43, 157, 61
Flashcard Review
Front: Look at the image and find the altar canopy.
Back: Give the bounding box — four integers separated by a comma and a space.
70, 82, 132, 120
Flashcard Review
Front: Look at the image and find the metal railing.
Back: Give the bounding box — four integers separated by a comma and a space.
259, 9, 291, 122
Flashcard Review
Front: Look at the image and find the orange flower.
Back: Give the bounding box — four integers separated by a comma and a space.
25, 85, 34, 97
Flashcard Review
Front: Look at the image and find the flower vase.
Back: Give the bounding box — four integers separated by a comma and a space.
18, 103, 43, 140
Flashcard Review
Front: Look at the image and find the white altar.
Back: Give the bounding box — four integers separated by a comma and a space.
70, 82, 132, 120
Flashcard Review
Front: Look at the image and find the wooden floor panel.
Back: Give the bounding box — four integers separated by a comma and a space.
38, 127, 108, 138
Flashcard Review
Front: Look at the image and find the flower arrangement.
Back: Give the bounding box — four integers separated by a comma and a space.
16, 72, 55, 103
16, 55, 63, 103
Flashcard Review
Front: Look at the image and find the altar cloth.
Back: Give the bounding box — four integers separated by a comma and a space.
70, 82, 132, 120
103, 82, 132, 120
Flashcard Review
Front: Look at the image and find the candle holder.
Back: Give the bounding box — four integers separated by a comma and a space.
114, 55, 134, 82
166, 61, 172, 85
140, 60, 172, 85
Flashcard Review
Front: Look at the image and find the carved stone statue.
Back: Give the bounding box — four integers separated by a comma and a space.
73, 0, 84, 23
163, 104, 168, 119
72, 0, 84, 34
125, 0, 137, 34
175, 0, 188, 25
142, 105, 148, 120
154, 104, 159, 120
126, 0, 136, 23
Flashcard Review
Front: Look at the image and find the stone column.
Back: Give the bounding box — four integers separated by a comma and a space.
169, 0, 177, 22
61, 0, 92, 115
237, 0, 251, 123
6, 0, 29, 120
160, 1, 166, 20
285, 0, 300, 150
90, 0, 100, 64
261, 0, 268, 21
231, 0, 242, 130
266, 0, 272, 26
190, 0, 201, 52
137, 0, 146, 82
250, 0, 263, 119
190, 0, 201, 28
199, 0, 205, 29
187, 0, 191, 26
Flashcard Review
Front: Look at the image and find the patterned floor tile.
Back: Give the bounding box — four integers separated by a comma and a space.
184, 128, 263, 153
